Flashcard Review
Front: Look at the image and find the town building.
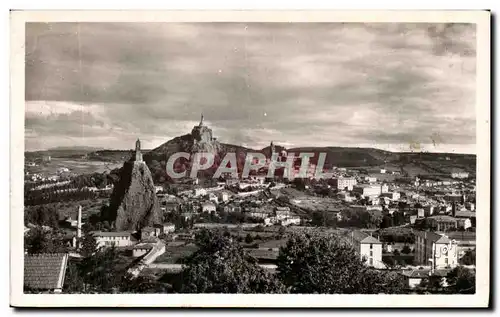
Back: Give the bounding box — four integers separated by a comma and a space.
244, 206, 270, 219
350, 231, 384, 269
445, 231, 476, 260
381, 184, 389, 193
417, 208, 425, 218
91, 231, 133, 248
281, 216, 301, 226
424, 205, 436, 216
337, 191, 354, 202
140, 227, 156, 240
380, 191, 401, 201
444, 194, 463, 203
401, 268, 450, 289
352, 184, 382, 197
414, 231, 458, 270
364, 176, 377, 183
208, 193, 219, 204
451, 171, 469, 179
201, 201, 217, 213
151, 222, 176, 236
132, 242, 155, 257
218, 191, 230, 202
274, 206, 291, 220
427, 215, 458, 232
24, 253, 69, 293
331, 177, 357, 191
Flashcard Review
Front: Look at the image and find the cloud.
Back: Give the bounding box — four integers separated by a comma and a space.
25, 22, 476, 153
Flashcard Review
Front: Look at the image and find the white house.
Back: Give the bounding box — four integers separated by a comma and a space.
91, 231, 133, 248
201, 201, 216, 213
350, 231, 384, 269
218, 191, 230, 202
414, 231, 458, 270
208, 193, 219, 204
132, 242, 155, 257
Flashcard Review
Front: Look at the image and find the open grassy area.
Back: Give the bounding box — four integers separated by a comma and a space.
25, 198, 108, 221
26, 158, 123, 177
154, 243, 198, 264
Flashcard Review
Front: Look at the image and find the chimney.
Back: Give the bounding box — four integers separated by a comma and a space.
77, 205, 82, 241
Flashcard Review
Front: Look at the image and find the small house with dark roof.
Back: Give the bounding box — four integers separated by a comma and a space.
401, 268, 451, 289
350, 231, 384, 269
24, 253, 69, 293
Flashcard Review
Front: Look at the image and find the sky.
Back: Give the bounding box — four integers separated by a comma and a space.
25, 22, 477, 153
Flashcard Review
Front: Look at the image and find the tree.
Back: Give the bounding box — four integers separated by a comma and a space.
419, 275, 443, 293
380, 215, 393, 229
79, 226, 98, 258
245, 233, 254, 244
24, 227, 68, 254
179, 230, 285, 293
401, 245, 411, 254
446, 266, 475, 294
78, 246, 125, 293
460, 249, 476, 266
393, 249, 400, 256
311, 211, 337, 227
63, 259, 85, 293
119, 274, 170, 293
276, 232, 407, 294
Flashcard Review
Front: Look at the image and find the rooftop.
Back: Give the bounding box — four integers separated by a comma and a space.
445, 231, 476, 242
414, 231, 452, 244
351, 231, 382, 244
90, 231, 132, 237
24, 253, 68, 290
455, 210, 476, 218
401, 268, 450, 278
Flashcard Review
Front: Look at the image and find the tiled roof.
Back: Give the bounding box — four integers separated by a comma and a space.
133, 243, 155, 250
445, 231, 476, 242
455, 210, 476, 218
351, 231, 382, 244
401, 268, 450, 278
90, 231, 132, 237
414, 231, 452, 244
24, 253, 68, 290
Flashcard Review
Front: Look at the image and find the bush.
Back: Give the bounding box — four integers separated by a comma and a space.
277, 232, 407, 294
245, 233, 254, 244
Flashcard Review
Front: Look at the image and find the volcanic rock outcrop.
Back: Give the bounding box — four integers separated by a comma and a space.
105, 139, 161, 231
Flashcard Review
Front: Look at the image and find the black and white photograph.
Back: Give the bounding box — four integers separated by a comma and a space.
10, 10, 490, 308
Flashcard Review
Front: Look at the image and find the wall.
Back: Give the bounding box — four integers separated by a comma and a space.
95, 235, 132, 248
434, 242, 458, 269
359, 243, 384, 269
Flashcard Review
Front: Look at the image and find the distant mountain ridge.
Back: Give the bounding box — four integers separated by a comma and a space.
26, 119, 476, 184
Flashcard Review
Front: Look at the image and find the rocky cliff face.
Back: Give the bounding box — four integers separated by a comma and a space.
105, 160, 161, 231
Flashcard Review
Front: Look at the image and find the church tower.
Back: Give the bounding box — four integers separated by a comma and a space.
135, 138, 143, 162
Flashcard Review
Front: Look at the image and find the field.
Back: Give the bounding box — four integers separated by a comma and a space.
26, 158, 123, 177
279, 187, 342, 212
154, 242, 198, 264
25, 198, 108, 221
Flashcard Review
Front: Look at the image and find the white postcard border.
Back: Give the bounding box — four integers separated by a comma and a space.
10, 10, 490, 308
